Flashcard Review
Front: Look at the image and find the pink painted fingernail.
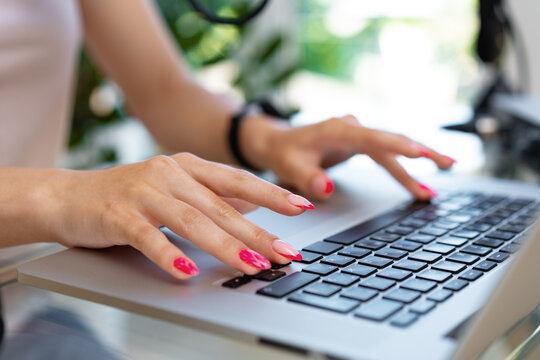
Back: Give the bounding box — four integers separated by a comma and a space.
417, 145, 431, 158
272, 240, 302, 261
288, 194, 315, 210
173, 257, 199, 276
324, 179, 334, 195
239, 249, 271, 269
312, 174, 333, 196
442, 155, 457, 164
418, 183, 438, 198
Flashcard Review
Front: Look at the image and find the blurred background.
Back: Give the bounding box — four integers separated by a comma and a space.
65, 0, 540, 181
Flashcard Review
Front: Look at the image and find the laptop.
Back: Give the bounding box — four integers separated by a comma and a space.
17, 162, 540, 359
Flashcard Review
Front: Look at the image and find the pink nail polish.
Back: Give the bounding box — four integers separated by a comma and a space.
173, 257, 199, 276
418, 183, 438, 198
272, 240, 302, 261
417, 145, 431, 158
287, 194, 315, 210
239, 249, 271, 269
442, 155, 457, 164
325, 180, 334, 195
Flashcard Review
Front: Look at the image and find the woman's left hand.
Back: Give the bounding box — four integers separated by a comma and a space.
241, 114, 455, 201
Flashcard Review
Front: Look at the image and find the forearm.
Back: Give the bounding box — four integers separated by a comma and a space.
0, 168, 68, 247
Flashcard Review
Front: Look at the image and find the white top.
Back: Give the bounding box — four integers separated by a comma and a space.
0, 0, 81, 167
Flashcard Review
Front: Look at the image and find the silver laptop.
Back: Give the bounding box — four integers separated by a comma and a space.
17, 163, 540, 359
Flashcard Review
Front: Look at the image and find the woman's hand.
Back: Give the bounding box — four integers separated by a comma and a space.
241, 114, 455, 200
31, 154, 313, 280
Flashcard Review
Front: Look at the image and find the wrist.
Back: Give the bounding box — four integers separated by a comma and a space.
238, 114, 290, 171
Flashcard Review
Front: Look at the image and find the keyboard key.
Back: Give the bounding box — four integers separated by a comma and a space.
386, 226, 414, 235
424, 243, 455, 255
459, 269, 483, 281
410, 299, 436, 314
271, 262, 291, 269
321, 254, 355, 267
498, 224, 526, 233
417, 269, 452, 283
443, 279, 468, 291
377, 268, 412, 281
481, 216, 504, 225
420, 227, 448, 237
452, 230, 480, 239
304, 282, 341, 296
405, 234, 436, 244
342, 264, 377, 277
288, 293, 359, 313
401, 278, 437, 293
303, 263, 338, 276
433, 221, 460, 230
296, 251, 323, 264
323, 205, 419, 246
487, 252, 510, 263
222, 276, 251, 289
446, 252, 479, 265
413, 212, 438, 222
370, 233, 401, 243
359, 277, 396, 291
473, 238, 503, 248
427, 288, 453, 302
359, 255, 393, 268
437, 236, 468, 247
375, 248, 407, 260
393, 259, 427, 272
461, 244, 491, 256
303, 241, 343, 255
473, 260, 497, 272
464, 223, 492, 232
341, 286, 378, 302
390, 312, 418, 327
257, 272, 319, 298
500, 243, 520, 254
391, 240, 422, 252
446, 215, 472, 223
323, 272, 360, 287
400, 218, 427, 229
256, 270, 287, 281
409, 251, 442, 264
355, 299, 403, 321
432, 261, 466, 274
338, 247, 370, 259
355, 239, 386, 250
486, 231, 514, 241
383, 288, 420, 303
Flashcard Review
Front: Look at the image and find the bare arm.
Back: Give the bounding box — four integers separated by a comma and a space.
79, 0, 244, 163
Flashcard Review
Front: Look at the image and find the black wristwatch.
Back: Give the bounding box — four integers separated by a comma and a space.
227, 98, 291, 172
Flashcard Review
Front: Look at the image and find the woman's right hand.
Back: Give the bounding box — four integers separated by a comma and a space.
35, 153, 312, 280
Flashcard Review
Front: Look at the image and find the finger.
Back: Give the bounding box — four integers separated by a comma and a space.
142, 192, 275, 275
166, 177, 301, 264
172, 153, 314, 214
413, 143, 456, 170
274, 152, 334, 199
221, 197, 259, 214
369, 153, 437, 201
120, 217, 200, 280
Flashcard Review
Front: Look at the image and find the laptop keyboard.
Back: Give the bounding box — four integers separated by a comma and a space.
224, 192, 539, 328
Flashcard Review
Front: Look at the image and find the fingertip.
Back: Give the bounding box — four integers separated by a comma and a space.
311, 173, 334, 198
418, 183, 438, 199
173, 257, 199, 277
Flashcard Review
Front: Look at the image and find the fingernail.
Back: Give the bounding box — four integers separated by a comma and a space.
239, 249, 271, 269
442, 155, 457, 164
272, 240, 302, 261
312, 174, 334, 196
288, 194, 315, 210
173, 257, 199, 276
418, 183, 438, 198
416, 145, 431, 158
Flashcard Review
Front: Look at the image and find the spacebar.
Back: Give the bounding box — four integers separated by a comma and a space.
256, 272, 319, 298
324, 202, 426, 245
